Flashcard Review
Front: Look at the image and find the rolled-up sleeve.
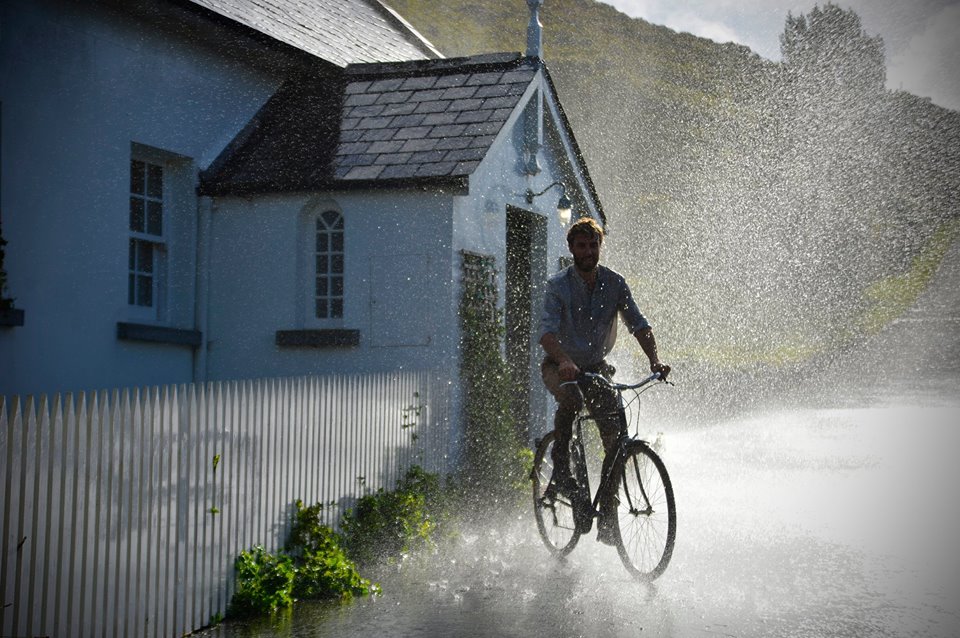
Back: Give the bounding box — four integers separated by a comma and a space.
539, 279, 563, 340
618, 279, 650, 334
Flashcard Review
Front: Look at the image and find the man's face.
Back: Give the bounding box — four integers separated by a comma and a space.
569, 233, 601, 273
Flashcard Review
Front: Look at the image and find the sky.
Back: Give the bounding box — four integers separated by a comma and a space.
598, 0, 960, 112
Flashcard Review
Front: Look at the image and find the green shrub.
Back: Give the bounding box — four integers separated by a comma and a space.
228, 545, 295, 618
287, 500, 377, 601
340, 465, 449, 566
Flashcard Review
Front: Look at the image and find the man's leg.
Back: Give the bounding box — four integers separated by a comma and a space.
541, 359, 582, 485
583, 374, 621, 544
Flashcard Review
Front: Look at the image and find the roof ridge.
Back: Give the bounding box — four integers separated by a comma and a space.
345, 52, 530, 78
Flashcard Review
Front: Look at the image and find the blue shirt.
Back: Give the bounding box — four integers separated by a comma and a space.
539, 265, 651, 367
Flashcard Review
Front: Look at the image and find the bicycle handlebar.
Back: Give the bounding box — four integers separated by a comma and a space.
560, 370, 664, 391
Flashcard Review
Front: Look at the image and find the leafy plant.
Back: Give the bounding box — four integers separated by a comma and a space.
228, 545, 295, 618
340, 465, 450, 566
287, 500, 377, 600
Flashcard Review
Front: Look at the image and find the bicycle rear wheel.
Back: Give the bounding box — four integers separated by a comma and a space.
531, 431, 581, 556
612, 442, 676, 580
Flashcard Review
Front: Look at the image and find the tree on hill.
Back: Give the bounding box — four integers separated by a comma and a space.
780, 3, 885, 96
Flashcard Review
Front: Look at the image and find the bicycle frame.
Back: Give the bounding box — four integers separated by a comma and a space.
562, 371, 662, 522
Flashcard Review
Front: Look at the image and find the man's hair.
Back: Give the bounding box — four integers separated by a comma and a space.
566, 217, 604, 247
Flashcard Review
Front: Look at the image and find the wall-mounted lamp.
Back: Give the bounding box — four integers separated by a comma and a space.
526, 181, 573, 225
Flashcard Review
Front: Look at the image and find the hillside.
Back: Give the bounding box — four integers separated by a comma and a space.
389, 0, 960, 366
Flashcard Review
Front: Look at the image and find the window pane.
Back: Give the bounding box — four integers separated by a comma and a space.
128, 273, 135, 305
147, 163, 163, 198
131, 160, 145, 194
137, 274, 153, 306
332, 276, 343, 296
331, 299, 343, 318
130, 197, 144, 232
315, 298, 328, 318
129, 238, 136, 270
331, 255, 343, 274
147, 201, 162, 236
316, 232, 328, 253
316, 277, 328, 296
316, 255, 328, 274
331, 232, 343, 252
136, 240, 153, 273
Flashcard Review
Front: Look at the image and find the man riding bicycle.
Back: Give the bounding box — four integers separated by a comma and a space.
539, 217, 670, 544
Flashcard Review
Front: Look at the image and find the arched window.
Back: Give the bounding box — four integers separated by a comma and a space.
314, 210, 344, 319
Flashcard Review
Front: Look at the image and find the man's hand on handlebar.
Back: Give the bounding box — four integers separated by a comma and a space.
558, 359, 580, 382
651, 361, 671, 381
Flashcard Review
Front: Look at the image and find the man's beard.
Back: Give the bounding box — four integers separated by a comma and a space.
574, 253, 597, 273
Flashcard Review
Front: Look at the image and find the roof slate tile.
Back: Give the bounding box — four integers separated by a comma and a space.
400, 76, 437, 90
399, 138, 440, 152
359, 128, 396, 142
415, 162, 457, 177
356, 116, 395, 129
381, 102, 418, 117
376, 91, 413, 104
413, 101, 451, 114
390, 114, 428, 128
421, 111, 459, 125
454, 110, 491, 124
440, 86, 477, 100
435, 136, 472, 151
434, 74, 470, 88
375, 152, 413, 164
428, 123, 467, 138
367, 140, 406, 153
466, 72, 504, 86
369, 78, 405, 92
345, 164, 385, 180
393, 126, 432, 139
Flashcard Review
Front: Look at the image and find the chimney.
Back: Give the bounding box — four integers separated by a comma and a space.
526, 0, 543, 58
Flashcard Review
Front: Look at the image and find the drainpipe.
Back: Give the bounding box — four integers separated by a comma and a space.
194, 195, 213, 383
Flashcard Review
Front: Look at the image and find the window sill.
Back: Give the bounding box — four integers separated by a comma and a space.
117, 322, 202, 347
0, 307, 24, 328
276, 329, 360, 348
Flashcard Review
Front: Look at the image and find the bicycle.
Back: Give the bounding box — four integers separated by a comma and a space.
531, 371, 676, 581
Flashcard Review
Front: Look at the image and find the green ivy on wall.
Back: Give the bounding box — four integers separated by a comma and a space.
458, 251, 528, 503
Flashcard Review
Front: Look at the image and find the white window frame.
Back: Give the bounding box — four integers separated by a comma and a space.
127, 155, 167, 322
299, 199, 346, 328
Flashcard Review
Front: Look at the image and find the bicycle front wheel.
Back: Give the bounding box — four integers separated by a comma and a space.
613, 442, 676, 580
531, 431, 580, 557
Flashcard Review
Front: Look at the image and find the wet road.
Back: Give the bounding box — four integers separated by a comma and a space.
203, 239, 960, 637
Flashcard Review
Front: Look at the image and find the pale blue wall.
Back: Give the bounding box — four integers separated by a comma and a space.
0, 0, 287, 396
204, 190, 456, 380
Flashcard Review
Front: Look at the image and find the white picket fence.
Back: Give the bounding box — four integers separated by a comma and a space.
0, 370, 452, 638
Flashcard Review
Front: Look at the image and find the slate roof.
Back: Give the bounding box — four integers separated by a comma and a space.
201, 53, 539, 195
185, 0, 441, 66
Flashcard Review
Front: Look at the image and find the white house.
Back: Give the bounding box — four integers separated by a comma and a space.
1, 0, 606, 435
